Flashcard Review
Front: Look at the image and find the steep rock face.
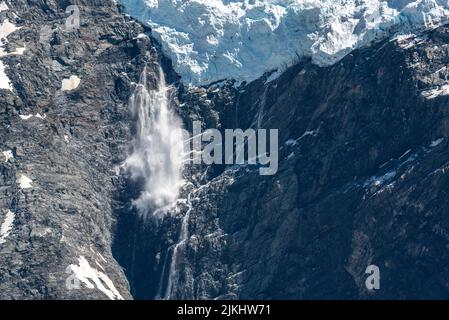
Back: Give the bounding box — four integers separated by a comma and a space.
126, 25, 449, 299
0, 0, 160, 299
3, 0, 449, 301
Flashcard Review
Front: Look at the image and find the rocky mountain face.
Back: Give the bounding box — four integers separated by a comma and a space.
115, 25, 449, 299
0, 0, 157, 299
2, 0, 449, 300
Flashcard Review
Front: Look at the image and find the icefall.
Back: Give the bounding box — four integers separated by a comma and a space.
119, 0, 449, 86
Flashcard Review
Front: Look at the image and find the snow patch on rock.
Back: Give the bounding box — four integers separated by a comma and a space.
2, 150, 13, 162
0, 18, 19, 39
364, 170, 397, 188
19, 114, 33, 120
95, 261, 105, 271
0, 16, 22, 91
135, 33, 147, 39
67, 256, 124, 300
98, 252, 107, 263
0, 210, 14, 244
61, 75, 80, 91
14, 46, 25, 55
19, 113, 46, 120
0, 45, 26, 57
0, 61, 11, 90
430, 137, 444, 147
422, 84, 449, 99
17, 174, 32, 189
119, 0, 449, 86
0, 2, 8, 12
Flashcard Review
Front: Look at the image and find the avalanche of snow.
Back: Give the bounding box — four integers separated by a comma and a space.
17, 174, 32, 189
67, 256, 124, 300
0, 210, 14, 244
119, 0, 449, 86
61, 75, 80, 91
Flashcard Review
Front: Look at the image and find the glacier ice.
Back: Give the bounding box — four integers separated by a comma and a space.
119, 0, 449, 86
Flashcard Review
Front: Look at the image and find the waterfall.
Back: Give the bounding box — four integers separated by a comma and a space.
161, 196, 192, 299
125, 65, 185, 217
158, 183, 211, 299
254, 84, 268, 129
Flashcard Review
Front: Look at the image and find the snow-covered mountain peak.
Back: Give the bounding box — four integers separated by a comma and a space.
120, 0, 449, 86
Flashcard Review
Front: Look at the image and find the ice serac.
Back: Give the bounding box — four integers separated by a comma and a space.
119, 0, 449, 86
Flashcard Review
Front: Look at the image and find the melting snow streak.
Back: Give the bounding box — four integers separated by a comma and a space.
0, 210, 14, 244
67, 256, 124, 300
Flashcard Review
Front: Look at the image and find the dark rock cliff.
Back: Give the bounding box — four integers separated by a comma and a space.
126, 27, 449, 300
2, 0, 449, 300
0, 0, 155, 299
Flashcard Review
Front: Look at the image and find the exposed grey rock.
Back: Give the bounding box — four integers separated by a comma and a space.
0, 0, 156, 299
115, 26, 449, 300
4, 0, 449, 301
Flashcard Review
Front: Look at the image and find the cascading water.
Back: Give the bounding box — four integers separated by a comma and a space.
158, 183, 212, 299
160, 196, 193, 299
125, 64, 185, 217
254, 85, 268, 129
123, 62, 194, 299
